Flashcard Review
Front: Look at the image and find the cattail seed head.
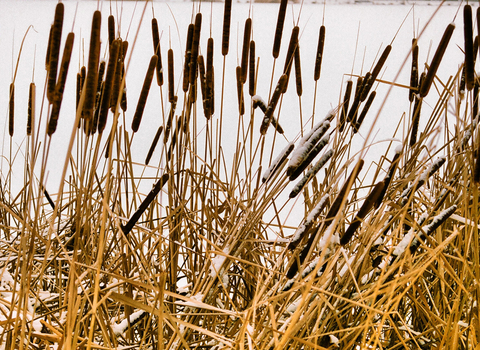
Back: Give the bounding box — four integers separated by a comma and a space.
240, 18, 252, 84
464, 5, 475, 91
222, 0, 232, 56
132, 55, 158, 133
9, 83, 14, 137
168, 49, 175, 103
152, 18, 163, 86
273, 0, 288, 59
249, 41, 256, 96
314, 25, 325, 81
27, 83, 35, 136
47, 2, 64, 103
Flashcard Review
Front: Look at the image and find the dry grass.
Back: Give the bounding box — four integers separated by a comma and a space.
0, 1, 479, 349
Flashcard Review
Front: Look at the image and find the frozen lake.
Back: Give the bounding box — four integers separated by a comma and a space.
0, 0, 465, 225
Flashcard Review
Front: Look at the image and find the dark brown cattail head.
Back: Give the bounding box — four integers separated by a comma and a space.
9, 83, 14, 137
409, 74, 424, 147
371, 45, 391, 81
168, 48, 175, 103
83, 11, 102, 131
222, 0, 232, 56
183, 23, 194, 92
314, 25, 325, 81
198, 55, 208, 118
353, 90, 376, 133
108, 15, 115, 47
189, 13, 202, 86
409, 39, 419, 102
152, 18, 163, 86
98, 39, 120, 134
260, 74, 287, 135
240, 18, 252, 84
249, 40, 256, 97
45, 25, 53, 70
294, 36, 302, 97
282, 26, 299, 93
420, 23, 455, 97
27, 83, 35, 136
132, 55, 158, 133
145, 126, 164, 165
47, 2, 64, 103
273, 0, 288, 59
206, 38, 214, 117
464, 5, 475, 91
236, 66, 245, 115
339, 80, 353, 131
48, 32, 75, 136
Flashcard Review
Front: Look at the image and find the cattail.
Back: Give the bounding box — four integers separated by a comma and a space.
420, 23, 455, 97
409, 72, 425, 146
132, 55, 158, 133
459, 64, 466, 99
340, 181, 385, 245
252, 95, 283, 133
464, 5, 475, 91
408, 205, 457, 254
145, 126, 164, 165
91, 83, 103, 134
288, 194, 329, 250
97, 61, 106, 95
474, 145, 480, 183
236, 66, 245, 115
289, 149, 333, 198
164, 97, 177, 143
206, 38, 214, 117
360, 45, 391, 102
27, 83, 35, 136
189, 13, 202, 87
474, 78, 479, 118
325, 159, 364, 223
121, 174, 169, 236
120, 42, 128, 113
48, 32, 75, 136
409, 39, 419, 102
314, 25, 325, 81
98, 40, 120, 134
288, 120, 330, 174
198, 55, 210, 119
400, 156, 446, 202
474, 36, 479, 66
183, 23, 194, 92
168, 49, 175, 103
354, 76, 363, 99
83, 11, 102, 130
8, 83, 14, 137
294, 37, 302, 96
282, 26, 299, 93
289, 134, 330, 181
108, 15, 115, 47
47, 3, 64, 103
339, 80, 353, 131
152, 18, 163, 86
111, 59, 123, 111
359, 71, 372, 102
240, 18, 252, 84
353, 91, 376, 133
222, 0, 232, 56
248, 41, 256, 97
273, 0, 288, 59
167, 116, 182, 161
375, 145, 401, 208
260, 74, 287, 135
262, 142, 295, 183
45, 25, 53, 70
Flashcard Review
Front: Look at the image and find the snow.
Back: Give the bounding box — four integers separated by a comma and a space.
111, 309, 146, 336
209, 246, 230, 277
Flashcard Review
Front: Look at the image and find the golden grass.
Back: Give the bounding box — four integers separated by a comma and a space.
1, 1, 480, 349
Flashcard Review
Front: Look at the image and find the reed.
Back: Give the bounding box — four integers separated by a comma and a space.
3, 3, 480, 349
